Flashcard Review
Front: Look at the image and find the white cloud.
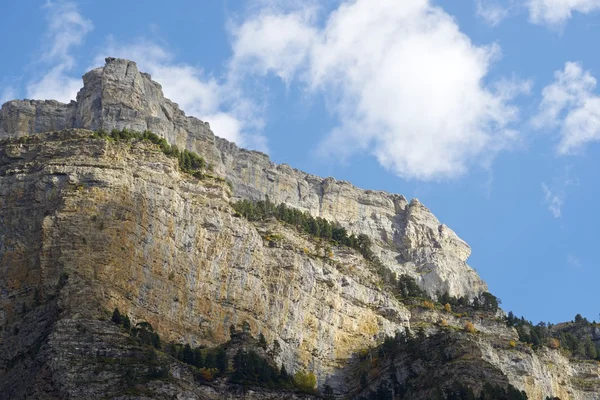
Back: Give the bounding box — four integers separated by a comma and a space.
26, 1, 92, 102
231, 11, 318, 83
95, 40, 267, 150
230, 0, 528, 180
475, 0, 511, 26
542, 183, 564, 217
533, 62, 600, 154
527, 0, 600, 26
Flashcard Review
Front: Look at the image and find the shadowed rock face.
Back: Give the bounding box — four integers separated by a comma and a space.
0, 57, 486, 300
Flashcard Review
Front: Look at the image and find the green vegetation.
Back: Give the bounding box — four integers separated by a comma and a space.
433, 381, 528, 400
356, 330, 529, 400
232, 197, 512, 321
232, 197, 362, 247
232, 197, 424, 296
293, 370, 317, 393
231, 349, 293, 388
506, 311, 600, 360
111, 308, 160, 349
160, 322, 318, 394
94, 128, 207, 178
437, 290, 500, 314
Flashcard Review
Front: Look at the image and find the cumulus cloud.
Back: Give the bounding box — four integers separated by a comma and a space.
230, 0, 528, 180
95, 39, 267, 150
533, 62, 600, 154
527, 0, 600, 26
27, 1, 92, 102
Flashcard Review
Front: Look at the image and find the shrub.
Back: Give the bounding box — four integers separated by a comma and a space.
444, 303, 452, 313
509, 340, 517, 348
439, 319, 448, 327
547, 338, 560, 350
423, 300, 435, 310
197, 367, 217, 381
464, 321, 476, 334
242, 320, 251, 333
294, 370, 317, 393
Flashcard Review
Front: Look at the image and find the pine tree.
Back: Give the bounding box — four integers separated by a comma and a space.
193, 347, 204, 368
122, 315, 131, 330
216, 348, 228, 373
111, 308, 122, 325
183, 344, 194, 365
205, 352, 215, 368
258, 333, 267, 349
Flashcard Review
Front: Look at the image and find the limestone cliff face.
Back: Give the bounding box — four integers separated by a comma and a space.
0, 57, 486, 300
1, 59, 597, 400
0, 131, 408, 397
405, 308, 600, 400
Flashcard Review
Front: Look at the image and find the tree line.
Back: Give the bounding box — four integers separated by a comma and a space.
111, 311, 319, 394
506, 311, 599, 360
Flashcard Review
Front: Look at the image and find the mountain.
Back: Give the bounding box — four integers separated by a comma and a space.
0, 58, 598, 399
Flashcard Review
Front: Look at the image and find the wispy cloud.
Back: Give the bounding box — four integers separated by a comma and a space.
541, 167, 578, 218
533, 62, 600, 154
475, 0, 512, 26
542, 183, 564, 218
527, 0, 600, 27
229, 0, 530, 180
566, 254, 582, 269
26, 1, 93, 102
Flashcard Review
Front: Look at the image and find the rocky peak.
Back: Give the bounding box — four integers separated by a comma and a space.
0, 57, 487, 299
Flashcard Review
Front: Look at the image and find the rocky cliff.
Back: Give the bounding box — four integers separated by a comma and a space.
0, 57, 486, 300
0, 59, 598, 399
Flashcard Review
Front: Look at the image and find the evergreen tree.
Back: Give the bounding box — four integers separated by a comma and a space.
205, 352, 215, 369
122, 315, 131, 330
323, 384, 334, 400
280, 364, 289, 380
193, 347, 204, 368
216, 348, 228, 373
111, 308, 122, 325
183, 344, 194, 365
258, 333, 267, 349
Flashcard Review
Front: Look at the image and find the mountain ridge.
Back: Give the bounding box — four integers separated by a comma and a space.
0, 57, 486, 300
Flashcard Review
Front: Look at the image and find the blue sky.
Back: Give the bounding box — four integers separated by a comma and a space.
2, 0, 600, 324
